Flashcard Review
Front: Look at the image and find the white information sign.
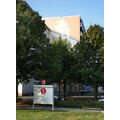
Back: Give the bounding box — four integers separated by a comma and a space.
33, 85, 54, 110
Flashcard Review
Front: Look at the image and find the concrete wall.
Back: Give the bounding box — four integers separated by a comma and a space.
22, 79, 35, 96
18, 79, 36, 96
43, 16, 80, 40
98, 87, 104, 94
18, 83, 22, 96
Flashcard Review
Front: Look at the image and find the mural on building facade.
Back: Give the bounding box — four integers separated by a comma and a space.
54, 19, 70, 37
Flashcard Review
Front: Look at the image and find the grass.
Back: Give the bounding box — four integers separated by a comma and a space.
16, 109, 104, 120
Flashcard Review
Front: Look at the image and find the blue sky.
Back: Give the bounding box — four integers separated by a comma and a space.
26, 0, 104, 30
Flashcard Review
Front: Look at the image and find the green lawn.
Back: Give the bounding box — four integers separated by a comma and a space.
16, 109, 104, 120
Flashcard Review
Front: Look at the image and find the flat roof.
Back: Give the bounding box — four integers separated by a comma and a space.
42, 15, 80, 19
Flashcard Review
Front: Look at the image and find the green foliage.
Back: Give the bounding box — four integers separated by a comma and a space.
49, 37, 71, 83
46, 37, 74, 97
55, 100, 104, 109
16, 1, 104, 101
16, 0, 50, 85
73, 25, 104, 100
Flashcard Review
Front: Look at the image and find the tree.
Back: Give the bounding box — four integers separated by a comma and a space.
16, 0, 50, 98
49, 37, 71, 98
62, 47, 77, 96
74, 24, 104, 100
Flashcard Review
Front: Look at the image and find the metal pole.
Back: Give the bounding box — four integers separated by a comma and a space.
52, 103, 54, 111
32, 103, 34, 109
52, 85, 54, 111
33, 86, 34, 109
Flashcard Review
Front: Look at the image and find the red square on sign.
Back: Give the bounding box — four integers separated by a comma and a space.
42, 80, 46, 85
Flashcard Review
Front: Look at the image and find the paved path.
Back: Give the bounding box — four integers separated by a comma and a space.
16, 105, 104, 113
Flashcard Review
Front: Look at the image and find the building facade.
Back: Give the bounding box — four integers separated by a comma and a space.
43, 15, 85, 40
43, 15, 85, 47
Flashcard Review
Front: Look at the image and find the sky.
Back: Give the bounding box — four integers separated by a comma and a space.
26, 0, 104, 30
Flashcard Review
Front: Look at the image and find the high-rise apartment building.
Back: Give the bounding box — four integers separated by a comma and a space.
43, 15, 85, 47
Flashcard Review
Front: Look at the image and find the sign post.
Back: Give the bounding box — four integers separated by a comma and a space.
33, 85, 54, 111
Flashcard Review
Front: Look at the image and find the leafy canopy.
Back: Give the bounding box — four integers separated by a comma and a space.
16, 0, 50, 84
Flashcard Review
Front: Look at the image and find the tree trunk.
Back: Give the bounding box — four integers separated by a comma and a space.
63, 83, 66, 99
94, 84, 98, 101
78, 84, 81, 95
58, 83, 61, 98
69, 82, 71, 96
